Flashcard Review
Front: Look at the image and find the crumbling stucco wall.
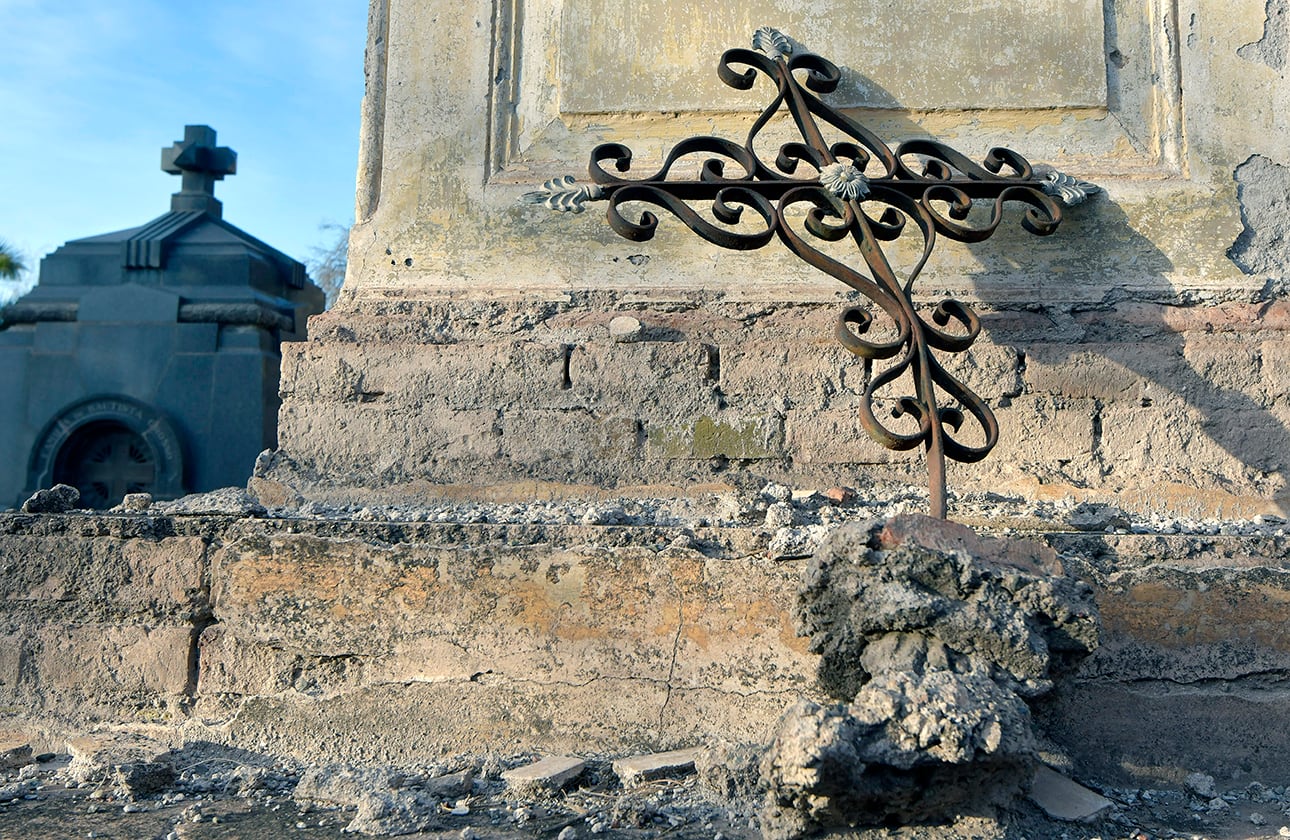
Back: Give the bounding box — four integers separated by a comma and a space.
2, 511, 1289, 786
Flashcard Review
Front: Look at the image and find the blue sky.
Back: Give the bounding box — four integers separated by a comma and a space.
0, 0, 367, 301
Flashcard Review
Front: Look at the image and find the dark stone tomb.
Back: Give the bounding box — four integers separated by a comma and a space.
0, 126, 325, 509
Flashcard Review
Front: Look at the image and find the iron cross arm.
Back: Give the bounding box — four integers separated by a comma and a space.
522, 28, 1099, 519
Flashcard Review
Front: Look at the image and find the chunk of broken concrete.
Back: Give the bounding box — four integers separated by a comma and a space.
696, 742, 765, 803
1185, 771, 1218, 799
117, 492, 153, 512
760, 670, 1037, 838
0, 738, 32, 769
501, 756, 585, 794
345, 789, 440, 836
152, 487, 267, 517
1065, 502, 1129, 532
758, 515, 1102, 839
294, 764, 398, 806
66, 734, 173, 785
1029, 765, 1113, 821
797, 515, 1098, 701
423, 769, 474, 799
21, 484, 80, 513
113, 761, 176, 799
612, 747, 702, 786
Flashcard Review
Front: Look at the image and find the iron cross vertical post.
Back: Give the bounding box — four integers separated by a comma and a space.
524, 28, 1097, 519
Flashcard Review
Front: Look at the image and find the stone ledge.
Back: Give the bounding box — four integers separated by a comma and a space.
0, 512, 1288, 783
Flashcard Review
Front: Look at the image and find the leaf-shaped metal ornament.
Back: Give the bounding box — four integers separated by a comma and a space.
1040, 171, 1102, 206
752, 27, 792, 61
520, 176, 605, 213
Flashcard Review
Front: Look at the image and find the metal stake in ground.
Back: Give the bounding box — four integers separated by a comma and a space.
524, 27, 1097, 519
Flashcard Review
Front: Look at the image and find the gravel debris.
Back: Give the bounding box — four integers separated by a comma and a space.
4, 743, 1290, 840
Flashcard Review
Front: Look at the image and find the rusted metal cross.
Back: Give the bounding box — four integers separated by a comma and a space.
524, 27, 1096, 519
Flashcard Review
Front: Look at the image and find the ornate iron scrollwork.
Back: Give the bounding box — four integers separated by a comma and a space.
524, 28, 1098, 519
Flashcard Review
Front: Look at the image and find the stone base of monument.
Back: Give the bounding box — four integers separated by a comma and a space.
266, 296, 1290, 522
1, 502, 1289, 835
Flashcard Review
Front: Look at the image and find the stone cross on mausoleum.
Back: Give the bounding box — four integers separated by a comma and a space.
526, 27, 1098, 519
161, 125, 237, 218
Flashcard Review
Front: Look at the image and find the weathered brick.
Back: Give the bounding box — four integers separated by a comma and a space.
645, 413, 784, 460
1098, 399, 1253, 486
568, 341, 717, 417
277, 402, 503, 479
499, 410, 642, 475
281, 341, 571, 411
196, 625, 298, 696
720, 340, 859, 411
1071, 301, 1290, 339
0, 536, 207, 620
0, 634, 21, 697
1081, 565, 1290, 683
783, 405, 903, 465
32, 625, 193, 698
209, 533, 809, 701
1181, 335, 1264, 404
937, 340, 1022, 400
1024, 343, 1183, 401
1261, 338, 1290, 396
993, 395, 1097, 464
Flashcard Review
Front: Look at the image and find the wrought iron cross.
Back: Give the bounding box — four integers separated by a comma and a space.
524, 28, 1096, 519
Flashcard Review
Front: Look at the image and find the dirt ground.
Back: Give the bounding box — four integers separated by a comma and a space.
3, 749, 1290, 840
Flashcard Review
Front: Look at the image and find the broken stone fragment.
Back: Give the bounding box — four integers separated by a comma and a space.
1029, 764, 1113, 821
1185, 771, 1218, 799
501, 756, 586, 794
120, 492, 153, 512
293, 764, 401, 807
423, 769, 474, 800
246, 476, 302, 511
113, 761, 176, 799
66, 734, 174, 786
608, 315, 643, 342
821, 486, 856, 504
761, 482, 792, 503
0, 739, 32, 769
696, 742, 765, 803
760, 669, 1037, 838
151, 487, 267, 517
612, 747, 702, 786
1065, 501, 1130, 532
763, 501, 795, 530
345, 789, 440, 836
796, 515, 1098, 701
21, 484, 80, 514
759, 514, 1101, 838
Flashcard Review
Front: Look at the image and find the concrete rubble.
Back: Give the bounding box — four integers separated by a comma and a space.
759, 516, 1100, 838
612, 748, 702, 786
1029, 764, 1114, 821
501, 756, 586, 795
2, 490, 1290, 837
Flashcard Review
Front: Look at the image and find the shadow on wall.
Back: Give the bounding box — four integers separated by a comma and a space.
822, 66, 1288, 514
967, 196, 1288, 514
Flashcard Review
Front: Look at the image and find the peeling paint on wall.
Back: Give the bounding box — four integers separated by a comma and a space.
1228, 154, 1290, 286
1237, 0, 1288, 71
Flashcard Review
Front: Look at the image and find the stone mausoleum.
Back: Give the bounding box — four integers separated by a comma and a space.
0, 125, 324, 509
